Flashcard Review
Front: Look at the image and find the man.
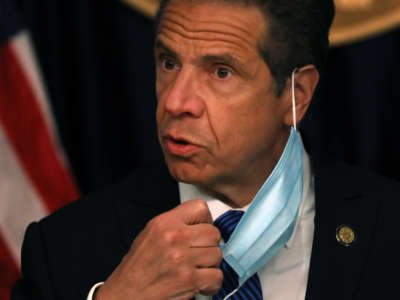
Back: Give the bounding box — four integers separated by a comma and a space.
11, 0, 400, 299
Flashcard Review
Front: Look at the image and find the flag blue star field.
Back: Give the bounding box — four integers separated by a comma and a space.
0, 1, 79, 298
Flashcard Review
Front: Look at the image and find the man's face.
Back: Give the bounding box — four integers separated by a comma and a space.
155, 0, 291, 195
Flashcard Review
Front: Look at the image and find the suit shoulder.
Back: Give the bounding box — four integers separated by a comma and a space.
40, 161, 177, 228
17, 162, 179, 299
314, 161, 400, 197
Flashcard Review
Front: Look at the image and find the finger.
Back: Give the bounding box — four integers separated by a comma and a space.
196, 268, 223, 296
172, 199, 213, 225
192, 246, 222, 268
188, 223, 221, 247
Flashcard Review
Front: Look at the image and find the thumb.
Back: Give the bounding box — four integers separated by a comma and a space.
171, 199, 213, 225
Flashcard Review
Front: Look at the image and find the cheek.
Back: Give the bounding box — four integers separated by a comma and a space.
217, 98, 277, 149
155, 82, 169, 124
207, 104, 250, 159
156, 103, 162, 127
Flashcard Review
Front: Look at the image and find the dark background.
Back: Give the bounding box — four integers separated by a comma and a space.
15, 0, 400, 194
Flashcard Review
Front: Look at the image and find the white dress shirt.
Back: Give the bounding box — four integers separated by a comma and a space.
88, 150, 315, 300
179, 150, 315, 300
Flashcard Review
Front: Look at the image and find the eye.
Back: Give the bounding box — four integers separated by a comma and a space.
215, 67, 232, 79
162, 57, 177, 71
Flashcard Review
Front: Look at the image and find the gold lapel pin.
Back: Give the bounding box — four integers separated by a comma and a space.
336, 225, 357, 247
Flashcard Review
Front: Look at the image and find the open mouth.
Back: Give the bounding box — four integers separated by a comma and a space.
172, 138, 189, 145
164, 136, 197, 156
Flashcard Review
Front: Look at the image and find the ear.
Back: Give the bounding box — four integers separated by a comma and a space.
283, 65, 319, 127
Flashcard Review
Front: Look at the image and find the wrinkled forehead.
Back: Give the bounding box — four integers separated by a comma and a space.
156, 0, 267, 55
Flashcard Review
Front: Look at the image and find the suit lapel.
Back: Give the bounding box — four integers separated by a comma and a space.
113, 161, 180, 251
306, 163, 380, 300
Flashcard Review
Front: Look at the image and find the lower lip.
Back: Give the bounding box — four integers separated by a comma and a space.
165, 138, 199, 156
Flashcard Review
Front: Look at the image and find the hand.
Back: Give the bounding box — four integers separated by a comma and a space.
95, 199, 223, 300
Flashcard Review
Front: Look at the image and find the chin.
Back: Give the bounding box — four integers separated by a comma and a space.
165, 158, 211, 186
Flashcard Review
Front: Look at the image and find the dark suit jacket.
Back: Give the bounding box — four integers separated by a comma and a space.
11, 161, 400, 299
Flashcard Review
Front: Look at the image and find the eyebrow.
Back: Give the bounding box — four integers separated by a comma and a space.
201, 54, 238, 65
155, 39, 239, 63
154, 39, 178, 58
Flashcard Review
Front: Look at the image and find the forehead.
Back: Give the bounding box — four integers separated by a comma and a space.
156, 0, 267, 59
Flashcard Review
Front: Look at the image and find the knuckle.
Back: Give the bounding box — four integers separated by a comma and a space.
166, 249, 186, 264
147, 214, 165, 231
162, 230, 176, 244
161, 229, 184, 246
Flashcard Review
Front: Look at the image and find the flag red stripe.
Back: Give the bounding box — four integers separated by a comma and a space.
0, 42, 79, 212
0, 234, 19, 300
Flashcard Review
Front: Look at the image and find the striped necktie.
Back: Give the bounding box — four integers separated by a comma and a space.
213, 210, 263, 300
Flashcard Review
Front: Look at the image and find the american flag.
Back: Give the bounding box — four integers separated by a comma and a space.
0, 0, 80, 298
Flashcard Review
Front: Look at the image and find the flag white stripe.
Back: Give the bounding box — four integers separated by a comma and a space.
0, 124, 48, 266
10, 32, 70, 169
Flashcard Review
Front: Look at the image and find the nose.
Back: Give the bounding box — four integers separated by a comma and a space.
162, 68, 205, 118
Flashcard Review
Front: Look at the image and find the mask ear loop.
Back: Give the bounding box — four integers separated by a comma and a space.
222, 69, 299, 300
291, 68, 298, 131
223, 288, 239, 300
220, 68, 297, 300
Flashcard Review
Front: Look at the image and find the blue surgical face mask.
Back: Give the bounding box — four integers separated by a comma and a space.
221, 69, 303, 289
